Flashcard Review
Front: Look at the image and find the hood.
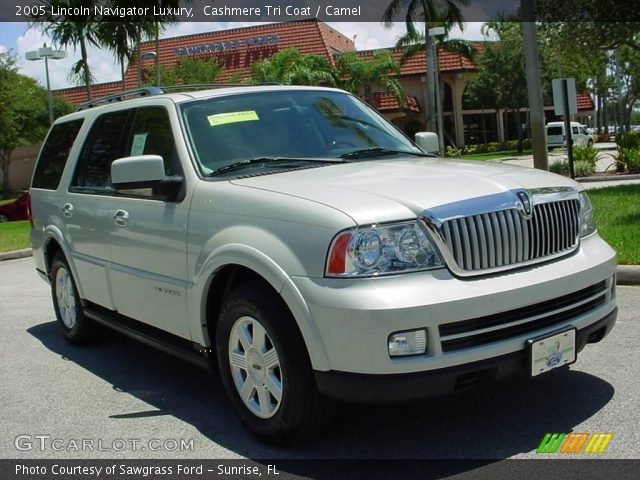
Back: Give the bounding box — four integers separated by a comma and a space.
231, 158, 579, 225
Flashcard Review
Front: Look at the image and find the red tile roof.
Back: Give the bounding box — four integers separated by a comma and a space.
577, 92, 595, 111
354, 43, 481, 77
372, 92, 421, 113
56, 20, 355, 105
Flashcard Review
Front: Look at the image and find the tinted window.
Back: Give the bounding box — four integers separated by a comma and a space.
72, 108, 179, 195
32, 119, 84, 190
572, 126, 579, 135
127, 107, 180, 176
547, 127, 562, 136
72, 110, 131, 191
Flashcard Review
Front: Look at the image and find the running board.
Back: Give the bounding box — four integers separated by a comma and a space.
84, 303, 211, 370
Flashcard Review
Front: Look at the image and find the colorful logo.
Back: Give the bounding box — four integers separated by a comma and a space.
537, 433, 613, 454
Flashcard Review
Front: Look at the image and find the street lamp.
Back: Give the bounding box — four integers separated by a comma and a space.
428, 27, 445, 155
26, 44, 66, 126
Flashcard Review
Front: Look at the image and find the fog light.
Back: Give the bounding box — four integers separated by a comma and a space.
388, 329, 427, 356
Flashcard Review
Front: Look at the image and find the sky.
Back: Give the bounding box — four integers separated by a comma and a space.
0, 21, 485, 91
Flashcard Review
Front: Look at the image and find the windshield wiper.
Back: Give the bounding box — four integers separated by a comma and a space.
340, 148, 431, 159
209, 157, 345, 175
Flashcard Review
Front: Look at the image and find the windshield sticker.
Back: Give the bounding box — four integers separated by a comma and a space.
208, 110, 259, 127
130, 133, 148, 156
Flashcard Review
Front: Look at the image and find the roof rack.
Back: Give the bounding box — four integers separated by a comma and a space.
75, 83, 282, 111
76, 87, 163, 111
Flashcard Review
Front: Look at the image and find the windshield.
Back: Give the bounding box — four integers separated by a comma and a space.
180, 89, 423, 176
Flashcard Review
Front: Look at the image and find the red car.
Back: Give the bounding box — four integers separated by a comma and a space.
0, 191, 30, 222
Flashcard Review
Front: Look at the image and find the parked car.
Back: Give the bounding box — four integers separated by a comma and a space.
30, 86, 617, 444
546, 121, 593, 150
0, 191, 30, 222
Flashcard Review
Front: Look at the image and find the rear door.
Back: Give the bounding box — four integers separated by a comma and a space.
546, 125, 564, 147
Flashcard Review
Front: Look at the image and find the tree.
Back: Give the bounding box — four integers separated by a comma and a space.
382, 0, 469, 132
464, 22, 533, 153
251, 48, 336, 86
31, 0, 102, 100
0, 51, 71, 197
534, 1, 640, 52
334, 50, 404, 106
96, 21, 138, 92
146, 56, 222, 85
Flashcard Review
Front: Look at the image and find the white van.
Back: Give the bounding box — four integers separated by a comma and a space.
546, 122, 593, 150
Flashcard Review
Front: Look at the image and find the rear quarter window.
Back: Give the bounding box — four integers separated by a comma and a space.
31, 119, 84, 190
547, 127, 562, 136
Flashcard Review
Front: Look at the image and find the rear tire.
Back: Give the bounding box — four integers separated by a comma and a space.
50, 253, 96, 345
216, 282, 334, 444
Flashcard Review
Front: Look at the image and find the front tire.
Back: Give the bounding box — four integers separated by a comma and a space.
50, 253, 96, 344
216, 282, 333, 444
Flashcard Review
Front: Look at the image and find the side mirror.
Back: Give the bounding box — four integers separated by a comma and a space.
111, 155, 184, 201
415, 132, 439, 155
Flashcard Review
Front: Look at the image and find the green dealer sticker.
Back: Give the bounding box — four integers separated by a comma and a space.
208, 110, 259, 126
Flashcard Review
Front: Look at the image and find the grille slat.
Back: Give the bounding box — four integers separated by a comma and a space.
441, 199, 580, 274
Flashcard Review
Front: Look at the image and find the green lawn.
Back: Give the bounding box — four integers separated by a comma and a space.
458, 149, 533, 161
0, 220, 31, 253
588, 184, 640, 265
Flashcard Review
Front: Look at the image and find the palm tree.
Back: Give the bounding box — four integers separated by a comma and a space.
334, 50, 405, 107
32, 0, 102, 100
96, 22, 138, 92
251, 48, 336, 86
383, 0, 469, 132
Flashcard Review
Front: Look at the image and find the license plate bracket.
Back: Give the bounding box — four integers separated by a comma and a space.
527, 328, 577, 377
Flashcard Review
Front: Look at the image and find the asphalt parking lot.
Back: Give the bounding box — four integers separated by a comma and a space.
1, 257, 638, 461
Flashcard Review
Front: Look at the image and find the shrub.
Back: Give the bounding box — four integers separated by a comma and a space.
550, 160, 569, 176
615, 147, 640, 174
616, 131, 640, 150
572, 145, 598, 166
574, 161, 596, 177
596, 133, 610, 143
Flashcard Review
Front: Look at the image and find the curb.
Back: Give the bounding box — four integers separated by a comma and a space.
0, 247, 638, 285
616, 265, 640, 286
576, 173, 640, 183
0, 248, 32, 261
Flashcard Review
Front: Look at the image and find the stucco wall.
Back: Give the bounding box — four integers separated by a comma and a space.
0, 144, 42, 192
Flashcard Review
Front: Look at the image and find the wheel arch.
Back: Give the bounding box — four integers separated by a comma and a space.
194, 245, 331, 371
41, 226, 86, 299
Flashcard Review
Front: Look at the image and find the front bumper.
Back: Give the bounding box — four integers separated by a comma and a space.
314, 307, 617, 403
290, 234, 617, 376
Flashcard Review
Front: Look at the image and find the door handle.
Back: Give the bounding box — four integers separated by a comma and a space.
113, 209, 129, 227
62, 203, 73, 218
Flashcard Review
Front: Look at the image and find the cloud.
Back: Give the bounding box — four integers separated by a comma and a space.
0, 44, 6, 53
15, 26, 121, 90
330, 22, 406, 50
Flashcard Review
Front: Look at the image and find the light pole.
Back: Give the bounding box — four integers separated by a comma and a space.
428, 27, 445, 155
26, 44, 66, 126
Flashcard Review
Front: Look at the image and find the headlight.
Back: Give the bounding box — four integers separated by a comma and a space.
578, 191, 596, 237
326, 221, 444, 277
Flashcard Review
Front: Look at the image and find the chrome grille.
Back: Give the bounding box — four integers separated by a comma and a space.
440, 199, 580, 273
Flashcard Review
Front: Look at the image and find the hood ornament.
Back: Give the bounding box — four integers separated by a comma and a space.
516, 191, 533, 219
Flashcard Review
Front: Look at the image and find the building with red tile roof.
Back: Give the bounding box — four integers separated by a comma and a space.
54, 20, 595, 148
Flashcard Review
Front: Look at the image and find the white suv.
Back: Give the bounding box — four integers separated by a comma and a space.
30, 86, 617, 444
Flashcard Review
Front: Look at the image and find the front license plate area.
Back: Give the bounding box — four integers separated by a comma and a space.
527, 328, 576, 377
